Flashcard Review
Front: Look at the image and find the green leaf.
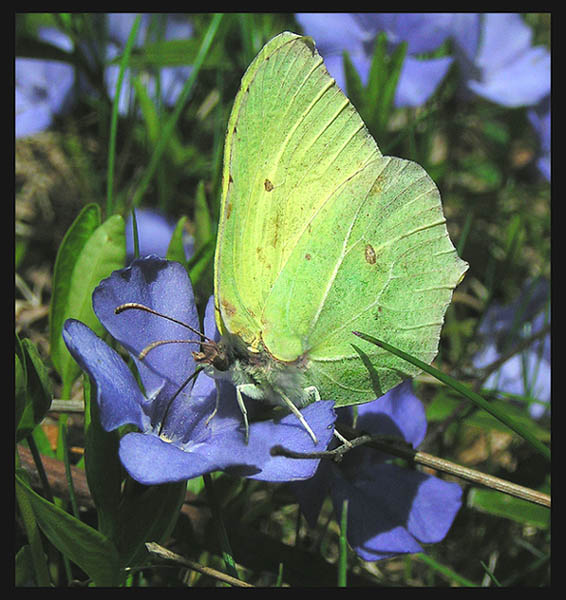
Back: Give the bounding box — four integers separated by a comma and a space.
114, 480, 187, 567
376, 40, 406, 133
15, 470, 51, 587
193, 180, 213, 252
187, 237, 214, 289
83, 376, 123, 541
49, 203, 101, 380
16, 473, 122, 586
466, 396, 550, 442
166, 215, 189, 265
15, 545, 36, 587
342, 50, 365, 112
366, 32, 389, 111
416, 553, 477, 587
426, 391, 550, 443
468, 487, 550, 529
114, 38, 203, 68
50, 210, 126, 395
15, 335, 27, 431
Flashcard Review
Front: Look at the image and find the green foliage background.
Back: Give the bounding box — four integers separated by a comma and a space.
15, 13, 550, 587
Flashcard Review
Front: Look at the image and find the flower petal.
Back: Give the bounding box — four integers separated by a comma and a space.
125, 209, 192, 261
62, 319, 148, 432
331, 463, 461, 561
467, 46, 550, 108
119, 432, 219, 485
92, 256, 200, 399
295, 13, 365, 56
330, 465, 423, 561
356, 380, 427, 448
406, 471, 463, 543
395, 56, 453, 107
208, 400, 337, 482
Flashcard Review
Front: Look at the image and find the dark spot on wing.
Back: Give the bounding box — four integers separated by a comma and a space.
264, 179, 274, 192
221, 299, 237, 317
365, 243, 377, 264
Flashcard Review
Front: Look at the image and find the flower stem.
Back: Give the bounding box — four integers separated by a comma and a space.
145, 542, 253, 587
271, 429, 551, 508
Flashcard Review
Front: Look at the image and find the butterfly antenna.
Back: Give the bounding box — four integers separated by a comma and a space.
115, 301, 221, 360
115, 302, 213, 342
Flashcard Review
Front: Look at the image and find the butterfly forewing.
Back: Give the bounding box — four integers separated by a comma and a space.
215, 32, 380, 349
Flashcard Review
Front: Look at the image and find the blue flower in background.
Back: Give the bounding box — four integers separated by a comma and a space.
473, 278, 550, 418
528, 97, 551, 181
290, 381, 462, 561
450, 13, 550, 108
125, 209, 194, 262
62, 257, 336, 485
105, 13, 193, 115
15, 28, 75, 138
296, 13, 454, 108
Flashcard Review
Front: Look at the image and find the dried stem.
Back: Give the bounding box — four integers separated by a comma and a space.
271, 424, 551, 509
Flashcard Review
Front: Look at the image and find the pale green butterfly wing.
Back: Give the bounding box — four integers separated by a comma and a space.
215, 32, 380, 345
215, 32, 468, 407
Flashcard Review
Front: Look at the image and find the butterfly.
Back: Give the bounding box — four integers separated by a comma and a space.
195, 32, 467, 443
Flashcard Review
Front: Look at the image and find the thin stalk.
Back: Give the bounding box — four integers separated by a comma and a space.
203, 473, 240, 583
337, 499, 348, 587
145, 542, 253, 587
60, 421, 80, 519
106, 15, 141, 216
26, 434, 54, 504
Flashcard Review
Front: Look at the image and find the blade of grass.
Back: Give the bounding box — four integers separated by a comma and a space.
203, 473, 240, 583
130, 208, 140, 260
416, 553, 477, 587
131, 13, 223, 209
352, 331, 550, 461
106, 15, 142, 216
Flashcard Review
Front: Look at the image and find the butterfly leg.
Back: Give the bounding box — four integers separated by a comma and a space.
235, 383, 253, 443
204, 381, 220, 427
304, 386, 352, 448
304, 386, 320, 402
280, 392, 318, 445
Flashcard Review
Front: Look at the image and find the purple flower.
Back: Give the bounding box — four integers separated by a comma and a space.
473, 279, 550, 418
291, 381, 462, 561
104, 14, 193, 115
295, 13, 454, 107
451, 13, 550, 108
62, 256, 336, 485
528, 97, 551, 181
15, 28, 75, 138
125, 209, 193, 262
